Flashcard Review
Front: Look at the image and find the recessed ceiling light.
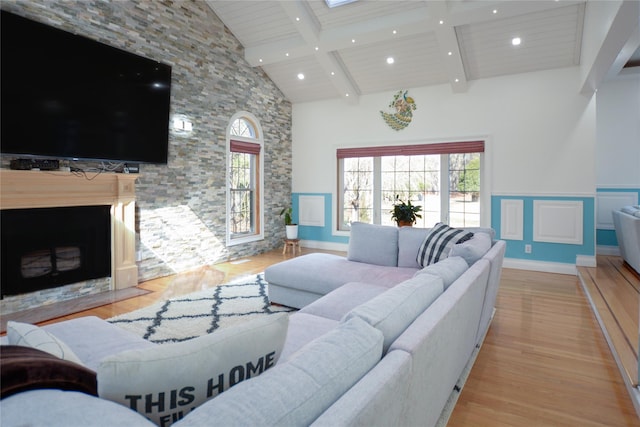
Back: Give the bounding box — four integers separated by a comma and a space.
345, 93, 350, 97
493, 9, 498, 14
439, 20, 444, 25
331, 71, 335, 76
448, 51, 452, 56
392, 30, 397, 35
511, 37, 522, 46
285, 52, 290, 56
259, 58, 263, 63
296, 17, 300, 21
386, 57, 394, 64
455, 78, 459, 82
315, 46, 319, 51
298, 73, 305, 80
351, 39, 356, 43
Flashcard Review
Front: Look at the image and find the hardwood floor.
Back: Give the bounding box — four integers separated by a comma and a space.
5, 249, 639, 425
448, 266, 639, 426
578, 256, 640, 387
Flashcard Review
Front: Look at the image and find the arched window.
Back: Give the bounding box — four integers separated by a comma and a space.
226, 113, 264, 245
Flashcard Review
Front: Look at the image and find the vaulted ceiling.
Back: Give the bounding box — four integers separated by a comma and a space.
206, 1, 637, 103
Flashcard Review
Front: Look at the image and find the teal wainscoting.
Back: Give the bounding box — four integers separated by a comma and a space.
491, 195, 595, 264
292, 193, 349, 245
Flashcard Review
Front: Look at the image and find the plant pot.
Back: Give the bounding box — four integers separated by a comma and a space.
397, 220, 414, 227
285, 224, 299, 239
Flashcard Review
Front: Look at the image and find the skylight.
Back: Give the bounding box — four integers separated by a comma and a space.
325, 0, 358, 8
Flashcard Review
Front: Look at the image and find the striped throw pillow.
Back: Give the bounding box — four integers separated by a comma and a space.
417, 223, 474, 267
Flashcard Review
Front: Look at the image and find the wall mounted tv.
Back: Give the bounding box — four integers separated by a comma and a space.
1, 10, 172, 164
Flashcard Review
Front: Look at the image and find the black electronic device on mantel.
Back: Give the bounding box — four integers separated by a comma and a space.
0, 10, 172, 164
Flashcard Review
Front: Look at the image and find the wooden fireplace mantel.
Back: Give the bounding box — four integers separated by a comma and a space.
0, 169, 139, 289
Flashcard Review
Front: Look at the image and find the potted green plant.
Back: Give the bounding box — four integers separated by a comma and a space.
390, 197, 422, 227
279, 207, 298, 239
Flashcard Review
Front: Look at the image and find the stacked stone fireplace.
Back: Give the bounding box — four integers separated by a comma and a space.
0, 170, 138, 314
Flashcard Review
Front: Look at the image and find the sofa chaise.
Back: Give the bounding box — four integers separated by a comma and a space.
1, 222, 506, 427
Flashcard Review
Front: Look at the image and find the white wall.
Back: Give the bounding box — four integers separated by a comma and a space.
596, 76, 640, 187
292, 66, 596, 196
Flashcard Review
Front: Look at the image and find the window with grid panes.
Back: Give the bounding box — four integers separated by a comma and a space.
337, 141, 484, 230
227, 114, 264, 245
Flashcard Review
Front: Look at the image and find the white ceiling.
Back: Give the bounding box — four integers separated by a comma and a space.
205, 0, 634, 104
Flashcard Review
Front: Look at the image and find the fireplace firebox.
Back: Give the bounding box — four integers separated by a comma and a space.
1, 206, 111, 297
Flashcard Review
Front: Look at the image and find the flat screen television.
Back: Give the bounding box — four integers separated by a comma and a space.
1, 10, 172, 164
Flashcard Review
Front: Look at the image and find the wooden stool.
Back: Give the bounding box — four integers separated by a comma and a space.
283, 239, 300, 255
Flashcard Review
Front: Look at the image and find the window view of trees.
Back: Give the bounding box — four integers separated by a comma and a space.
229, 151, 254, 235
450, 154, 480, 227
343, 157, 373, 224
340, 149, 481, 230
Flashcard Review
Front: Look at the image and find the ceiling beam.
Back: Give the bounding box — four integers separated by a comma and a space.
431, 1, 468, 92
581, 0, 640, 95
277, 0, 359, 103
245, 6, 432, 66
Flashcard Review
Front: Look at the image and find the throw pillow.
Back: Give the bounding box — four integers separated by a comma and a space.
6, 321, 84, 365
449, 232, 492, 266
0, 345, 97, 398
347, 222, 399, 267
173, 316, 383, 427
416, 223, 474, 267
342, 273, 444, 353
97, 312, 289, 426
414, 256, 468, 290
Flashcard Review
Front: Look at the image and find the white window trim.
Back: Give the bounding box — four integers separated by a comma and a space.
333, 138, 493, 234
226, 111, 265, 246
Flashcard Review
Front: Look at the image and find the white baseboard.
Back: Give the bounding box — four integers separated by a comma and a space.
576, 255, 597, 267
300, 240, 348, 252
597, 245, 620, 256
503, 258, 577, 275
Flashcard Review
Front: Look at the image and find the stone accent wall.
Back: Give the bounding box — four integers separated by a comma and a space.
1, 1, 292, 283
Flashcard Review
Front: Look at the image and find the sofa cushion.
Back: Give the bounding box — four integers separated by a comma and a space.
347, 222, 399, 267
42, 316, 156, 372
399, 226, 495, 269
1, 389, 156, 426
265, 253, 416, 299
414, 256, 468, 290
174, 316, 383, 427
343, 274, 444, 353
279, 313, 339, 363
97, 313, 288, 426
449, 232, 492, 266
7, 321, 84, 365
311, 350, 412, 427
416, 223, 474, 267
398, 226, 429, 268
299, 281, 389, 321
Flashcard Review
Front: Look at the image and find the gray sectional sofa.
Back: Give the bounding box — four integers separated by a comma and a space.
1, 222, 506, 427
613, 206, 640, 274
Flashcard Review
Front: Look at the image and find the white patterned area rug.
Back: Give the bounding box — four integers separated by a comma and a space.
107, 273, 293, 344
